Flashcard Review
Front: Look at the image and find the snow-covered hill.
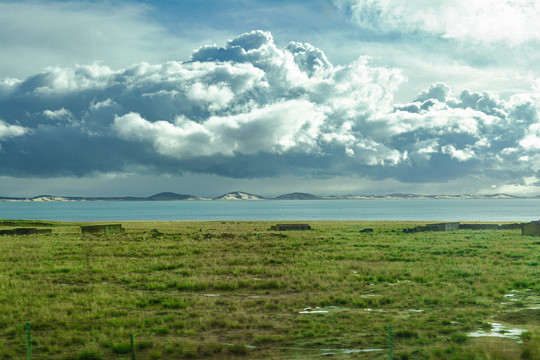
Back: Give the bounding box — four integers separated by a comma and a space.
213, 191, 266, 200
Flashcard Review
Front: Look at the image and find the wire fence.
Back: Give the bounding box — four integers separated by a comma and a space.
19, 322, 395, 359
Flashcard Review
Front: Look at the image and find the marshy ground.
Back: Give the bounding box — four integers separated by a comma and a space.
1, 220, 540, 359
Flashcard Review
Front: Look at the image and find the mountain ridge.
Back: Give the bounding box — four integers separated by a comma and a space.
274, 192, 320, 200
0, 192, 537, 202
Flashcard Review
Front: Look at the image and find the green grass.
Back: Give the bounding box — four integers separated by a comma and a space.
0, 220, 539, 359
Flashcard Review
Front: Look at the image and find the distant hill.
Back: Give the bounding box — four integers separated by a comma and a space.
274, 192, 320, 200
483, 193, 521, 199
146, 192, 199, 201
0, 191, 538, 202
29, 195, 75, 202
214, 191, 266, 200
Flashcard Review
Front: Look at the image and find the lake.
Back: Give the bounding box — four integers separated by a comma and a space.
0, 199, 539, 222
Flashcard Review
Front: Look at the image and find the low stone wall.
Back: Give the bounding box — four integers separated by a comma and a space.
0, 228, 52, 235
271, 224, 311, 231
499, 223, 523, 230
404, 222, 460, 233
459, 224, 500, 230
522, 222, 540, 236
404, 222, 525, 233
81, 224, 125, 234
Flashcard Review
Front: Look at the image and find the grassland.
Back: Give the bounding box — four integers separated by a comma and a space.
1, 220, 540, 359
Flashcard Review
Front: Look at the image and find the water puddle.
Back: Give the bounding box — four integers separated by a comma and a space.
359, 294, 380, 298
321, 348, 383, 356
200, 293, 262, 299
299, 307, 329, 314
500, 289, 540, 308
299, 306, 346, 314
274, 346, 384, 358
223, 343, 256, 349
468, 322, 525, 342
363, 308, 385, 312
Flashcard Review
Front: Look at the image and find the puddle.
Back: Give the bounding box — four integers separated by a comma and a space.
275, 346, 383, 358
223, 343, 256, 349
321, 348, 383, 356
468, 322, 525, 342
299, 307, 328, 314
363, 308, 385, 312
200, 293, 262, 299
500, 289, 540, 308
503, 294, 519, 302
298, 305, 423, 315
299, 306, 346, 314
359, 294, 380, 298
389, 280, 411, 286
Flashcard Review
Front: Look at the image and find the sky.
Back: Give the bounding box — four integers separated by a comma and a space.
1, 0, 540, 198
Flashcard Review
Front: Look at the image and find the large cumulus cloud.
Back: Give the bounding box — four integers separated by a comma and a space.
1, 30, 539, 186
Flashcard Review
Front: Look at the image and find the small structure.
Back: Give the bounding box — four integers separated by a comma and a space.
499, 223, 523, 230
459, 224, 500, 230
0, 228, 52, 235
427, 222, 460, 231
404, 222, 460, 233
81, 224, 124, 234
522, 221, 540, 236
271, 224, 311, 231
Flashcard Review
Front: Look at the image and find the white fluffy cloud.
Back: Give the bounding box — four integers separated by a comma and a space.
337, 0, 540, 45
0, 30, 539, 188
0, 120, 27, 139
113, 100, 325, 158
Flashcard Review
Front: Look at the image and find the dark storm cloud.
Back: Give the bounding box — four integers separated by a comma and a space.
0, 30, 539, 185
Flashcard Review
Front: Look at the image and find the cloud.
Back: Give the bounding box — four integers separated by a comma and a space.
336, 0, 540, 45
114, 100, 325, 158
0, 120, 27, 140
415, 83, 450, 103
441, 145, 476, 162
0, 30, 539, 189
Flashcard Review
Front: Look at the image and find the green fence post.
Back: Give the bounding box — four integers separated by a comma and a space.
131, 334, 136, 360
388, 325, 393, 360
25, 322, 32, 360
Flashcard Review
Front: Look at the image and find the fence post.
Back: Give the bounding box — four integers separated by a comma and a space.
131, 334, 136, 360
25, 322, 32, 360
388, 325, 393, 360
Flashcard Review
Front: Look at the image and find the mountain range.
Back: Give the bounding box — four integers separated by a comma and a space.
1, 191, 538, 202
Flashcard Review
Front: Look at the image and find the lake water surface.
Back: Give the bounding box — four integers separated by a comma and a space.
0, 199, 539, 222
